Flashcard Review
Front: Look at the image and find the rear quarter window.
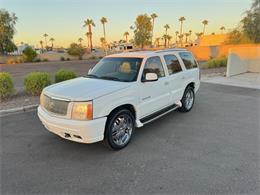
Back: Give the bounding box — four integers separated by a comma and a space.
179, 52, 198, 69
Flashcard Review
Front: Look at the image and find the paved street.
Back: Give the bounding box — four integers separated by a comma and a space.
1, 83, 259, 194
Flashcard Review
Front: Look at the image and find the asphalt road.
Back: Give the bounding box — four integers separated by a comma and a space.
1, 83, 259, 194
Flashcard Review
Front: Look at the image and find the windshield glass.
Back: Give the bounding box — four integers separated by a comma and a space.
88, 57, 143, 82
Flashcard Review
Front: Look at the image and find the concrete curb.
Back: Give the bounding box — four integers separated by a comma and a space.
0, 104, 38, 117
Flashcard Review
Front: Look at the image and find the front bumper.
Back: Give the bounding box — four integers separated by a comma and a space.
38, 106, 107, 144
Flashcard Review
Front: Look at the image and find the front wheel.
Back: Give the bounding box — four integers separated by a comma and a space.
104, 109, 135, 150
178, 86, 195, 112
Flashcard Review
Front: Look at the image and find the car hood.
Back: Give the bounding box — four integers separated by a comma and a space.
44, 77, 132, 101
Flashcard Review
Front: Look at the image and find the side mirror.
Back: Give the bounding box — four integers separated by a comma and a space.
88, 68, 92, 74
143, 73, 158, 82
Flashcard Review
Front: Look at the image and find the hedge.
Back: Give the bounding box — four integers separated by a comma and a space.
0, 72, 14, 99
24, 72, 51, 95
55, 69, 76, 83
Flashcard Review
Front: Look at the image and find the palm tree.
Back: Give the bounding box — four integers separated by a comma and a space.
179, 17, 186, 35
167, 35, 172, 48
220, 26, 226, 34
39, 40, 43, 52
151, 13, 158, 46
100, 17, 108, 44
202, 20, 209, 35
175, 31, 179, 44
189, 30, 192, 42
85, 32, 90, 48
49, 38, 54, 49
43, 33, 48, 48
83, 19, 95, 51
178, 34, 184, 46
185, 33, 190, 43
78, 37, 83, 45
195, 32, 203, 39
124, 32, 129, 42
164, 24, 170, 35
100, 37, 106, 51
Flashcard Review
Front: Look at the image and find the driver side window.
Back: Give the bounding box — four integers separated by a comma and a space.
142, 56, 165, 79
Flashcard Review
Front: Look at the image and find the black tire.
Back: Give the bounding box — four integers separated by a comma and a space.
178, 86, 195, 112
104, 109, 135, 150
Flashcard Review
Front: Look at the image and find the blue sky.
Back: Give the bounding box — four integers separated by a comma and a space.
2, 0, 252, 47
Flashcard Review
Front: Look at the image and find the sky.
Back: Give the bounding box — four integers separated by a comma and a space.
2, 0, 252, 48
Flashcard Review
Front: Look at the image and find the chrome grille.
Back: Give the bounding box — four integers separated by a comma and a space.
42, 95, 69, 116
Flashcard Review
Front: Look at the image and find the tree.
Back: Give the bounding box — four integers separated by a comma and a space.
179, 16, 186, 35
39, 41, 43, 52
167, 35, 172, 47
220, 26, 226, 34
241, 0, 260, 43
185, 33, 190, 43
83, 19, 95, 51
155, 37, 160, 47
225, 29, 252, 44
0, 9, 18, 54
202, 20, 209, 35
78, 37, 83, 45
49, 38, 54, 49
133, 14, 152, 48
100, 17, 107, 44
150, 13, 158, 45
43, 33, 48, 48
124, 31, 129, 42
195, 32, 203, 39
175, 31, 179, 43
67, 43, 85, 60
189, 30, 192, 41
100, 37, 106, 51
22, 46, 37, 62
85, 32, 90, 48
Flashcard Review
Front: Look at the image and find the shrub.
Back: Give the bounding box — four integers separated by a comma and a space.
89, 55, 97, 60
6, 58, 16, 64
33, 58, 41, 62
55, 69, 76, 83
0, 72, 14, 100
60, 56, 65, 61
204, 57, 228, 69
43, 58, 48, 62
22, 46, 37, 62
6, 56, 25, 64
67, 43, 85, 60
66, 57, 70, 61
24, 72, 51, 95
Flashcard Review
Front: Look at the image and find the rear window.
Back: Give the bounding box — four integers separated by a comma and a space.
179, 52, 198, 69
163, 54, 182, 75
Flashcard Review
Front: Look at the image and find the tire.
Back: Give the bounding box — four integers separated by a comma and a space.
104, 109, 135, 150
178, 86, 195, 112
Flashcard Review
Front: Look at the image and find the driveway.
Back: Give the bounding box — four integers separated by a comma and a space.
1, 83, 259, 194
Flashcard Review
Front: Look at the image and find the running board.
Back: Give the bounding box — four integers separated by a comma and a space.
140, 104, 179, 125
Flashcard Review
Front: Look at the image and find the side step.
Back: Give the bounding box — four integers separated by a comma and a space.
140, 104, 180, 125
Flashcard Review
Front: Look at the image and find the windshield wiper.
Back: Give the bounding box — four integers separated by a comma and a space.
84, 74, 99, 79
99, 76, 121, 81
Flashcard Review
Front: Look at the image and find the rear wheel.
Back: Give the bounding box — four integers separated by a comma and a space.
178, 86, 195, 112
104, 109, 135, 150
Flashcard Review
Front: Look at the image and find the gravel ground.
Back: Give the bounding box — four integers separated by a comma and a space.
0, 60, 226, 110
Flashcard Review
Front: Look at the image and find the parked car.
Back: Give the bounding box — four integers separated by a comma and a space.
38, 49, 200, 150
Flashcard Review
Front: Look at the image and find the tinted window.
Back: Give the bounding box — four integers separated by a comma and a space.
90, 57, 143, 82
179, 52, 198, 69
143, 56, 165, 78
164, 55, 182, 74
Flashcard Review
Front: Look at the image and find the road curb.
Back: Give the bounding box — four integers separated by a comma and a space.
0, 104, 38, 117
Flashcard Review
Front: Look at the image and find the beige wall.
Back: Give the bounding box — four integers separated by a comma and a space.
226, 46, 260, 77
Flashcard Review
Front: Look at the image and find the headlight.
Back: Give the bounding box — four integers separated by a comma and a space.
71, 101, 93, 120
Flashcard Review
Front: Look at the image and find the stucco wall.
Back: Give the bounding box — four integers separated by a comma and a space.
226, 46, 260, 77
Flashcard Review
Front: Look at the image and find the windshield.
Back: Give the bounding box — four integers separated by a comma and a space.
87, 57, 143, 82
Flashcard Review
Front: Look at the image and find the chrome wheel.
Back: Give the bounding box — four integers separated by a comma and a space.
111, 114, 133, 146
185, 89, 194, 110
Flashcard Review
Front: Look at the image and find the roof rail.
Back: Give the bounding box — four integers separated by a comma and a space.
155, 48, 187, 53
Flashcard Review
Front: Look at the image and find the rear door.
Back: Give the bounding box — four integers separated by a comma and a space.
162, 54, 185, 102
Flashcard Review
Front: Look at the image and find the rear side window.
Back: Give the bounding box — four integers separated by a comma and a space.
143, 56, 165, 78
163, 55, 182, 75
179, 52, 198, 69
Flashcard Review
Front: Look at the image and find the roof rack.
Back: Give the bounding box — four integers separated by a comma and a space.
155, 48, 187, 53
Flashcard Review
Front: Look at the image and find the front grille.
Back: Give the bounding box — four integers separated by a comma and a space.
42, 95, 69, 116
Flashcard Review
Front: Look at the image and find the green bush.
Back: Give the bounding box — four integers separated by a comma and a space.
24, 72, 51, 95
89, 55, 97, 60
204, 57, 228, 68
0, 72, 14, 100
55, 69, 76, 83
33, 58, 41, 62
66, 57, 70, 61
60, 56, 65, 61
22, 46, 37, 62
43, 58, 48, 62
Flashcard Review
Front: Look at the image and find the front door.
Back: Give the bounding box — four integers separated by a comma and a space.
138, 56, 171, 118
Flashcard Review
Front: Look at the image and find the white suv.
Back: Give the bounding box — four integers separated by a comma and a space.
38, 49, 200, 150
